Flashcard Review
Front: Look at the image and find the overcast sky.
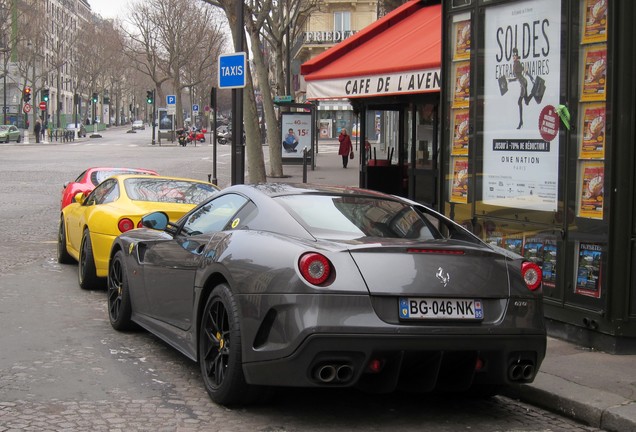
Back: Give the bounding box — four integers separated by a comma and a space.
89, 0, 130, 19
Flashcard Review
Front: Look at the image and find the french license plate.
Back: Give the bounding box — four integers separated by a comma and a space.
399, 297, 483, 320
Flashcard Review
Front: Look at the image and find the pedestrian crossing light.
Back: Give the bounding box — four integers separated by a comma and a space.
146, 90, 154, 104
92, 92, 98, 103
23, 87, 32, 103
42, 88, 49, 102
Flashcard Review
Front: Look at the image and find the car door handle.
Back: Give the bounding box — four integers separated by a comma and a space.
195, 244, 205, 255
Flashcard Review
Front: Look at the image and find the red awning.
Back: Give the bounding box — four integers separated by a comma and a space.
301, 1, 441, 100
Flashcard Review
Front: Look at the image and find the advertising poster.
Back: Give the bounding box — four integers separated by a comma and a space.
579, 103, 605, 159
581, 44, 607, 101
578, 161, 604, 219
281, 112, 313, 159
582, 0, 608, 44
483, 0, 561, 212
451, 109, 470, 155
453, 19, 471, 60
523, 237, 544, 264
158, 109, 173, 131
452, 61, 470, 108
503, 236, 523, 256
450, 157, 468, 204
542, 239, 557, 288
575, 242, 602, 298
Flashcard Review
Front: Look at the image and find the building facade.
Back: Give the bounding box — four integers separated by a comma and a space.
295, 0, 378, 139
3, 0, 93, 131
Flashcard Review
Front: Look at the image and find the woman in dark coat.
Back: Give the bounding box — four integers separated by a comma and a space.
338, 128, 353, 168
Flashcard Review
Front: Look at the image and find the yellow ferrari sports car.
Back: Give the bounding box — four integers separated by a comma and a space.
57, 174, 220, 289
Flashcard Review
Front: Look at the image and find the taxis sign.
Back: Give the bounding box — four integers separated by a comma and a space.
218, 52, 246, 89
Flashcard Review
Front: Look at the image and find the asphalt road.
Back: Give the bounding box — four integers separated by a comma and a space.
0, 127, 602, 431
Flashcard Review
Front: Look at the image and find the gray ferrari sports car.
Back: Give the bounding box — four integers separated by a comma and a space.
107, 183, 546, 405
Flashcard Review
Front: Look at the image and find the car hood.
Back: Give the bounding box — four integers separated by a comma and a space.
345, 239, 510, 298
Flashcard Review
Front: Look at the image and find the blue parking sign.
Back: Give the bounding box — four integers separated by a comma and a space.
218, 52, 247, 89
166, 95, 176, 105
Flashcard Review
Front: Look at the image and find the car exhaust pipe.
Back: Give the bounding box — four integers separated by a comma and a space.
336, 365, 354, 382
522, 363, 535, 380
508, 363, 523, 381
315, 365, 337, 383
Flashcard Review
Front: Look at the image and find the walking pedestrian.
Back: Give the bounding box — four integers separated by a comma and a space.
338, 128, 353, 168
34, 119, 41, 143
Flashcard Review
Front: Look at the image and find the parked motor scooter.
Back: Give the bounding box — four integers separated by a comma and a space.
217, 130, 230, 145
176, 128, 188, 147
187, 127, 207, 145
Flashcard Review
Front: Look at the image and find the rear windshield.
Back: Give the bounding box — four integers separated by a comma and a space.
124, 178, 217, 204
275, 195, 442, 240
92, 169, 154, 185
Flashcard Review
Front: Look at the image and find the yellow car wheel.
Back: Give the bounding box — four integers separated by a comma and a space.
78, 229, 101, 290
57, 218, 74, 264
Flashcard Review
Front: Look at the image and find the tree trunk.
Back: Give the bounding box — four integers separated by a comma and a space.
248, 28, 283, 177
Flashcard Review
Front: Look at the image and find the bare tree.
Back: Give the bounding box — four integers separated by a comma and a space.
13, 0, 51, 129
200, 0, 268, 183
201, 0, 318, 181
122, 0, 226, 132
122, 1, 170, 106
259, 0, 318, 177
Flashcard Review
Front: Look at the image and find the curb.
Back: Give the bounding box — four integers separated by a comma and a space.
501, 373, 636, 431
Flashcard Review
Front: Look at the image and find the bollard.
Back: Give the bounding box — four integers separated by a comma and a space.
302, 147, 308, 183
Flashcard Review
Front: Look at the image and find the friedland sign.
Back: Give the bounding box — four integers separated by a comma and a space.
303, 30, 357, 44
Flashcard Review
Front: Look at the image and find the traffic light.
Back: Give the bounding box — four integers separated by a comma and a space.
23, 87, 31, 103
146, 90, 154, 104
42, 88, 49, 102
92, 92, 98, 103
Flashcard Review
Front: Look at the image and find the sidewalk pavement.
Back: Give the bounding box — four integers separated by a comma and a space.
279, 141, 636, 432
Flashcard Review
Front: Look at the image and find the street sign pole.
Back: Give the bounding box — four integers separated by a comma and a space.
233, 0, 245, 185
211, 87, 217, 185
218, 49, 247, 184
151, 89, 156, 145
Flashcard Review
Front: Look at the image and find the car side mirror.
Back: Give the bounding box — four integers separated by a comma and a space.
74, 192, 85, 204
141, 211, 169, 230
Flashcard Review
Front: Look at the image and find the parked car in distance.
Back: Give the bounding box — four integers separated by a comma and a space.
0, 125, 21, 143
66, 123, 87, 138
132, 120, 145, 130
58, 174, 220, 290
60, 167, 159, 209
107, 183, 546, 406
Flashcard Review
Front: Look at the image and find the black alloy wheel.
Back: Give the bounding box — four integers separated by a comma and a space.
108, 250, 134, 330
78, 229, 101, 289
57, 218, 74, 264
199, 284, 261, 406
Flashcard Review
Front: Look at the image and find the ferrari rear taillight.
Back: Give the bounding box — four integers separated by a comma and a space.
299, 252, 331, 285
137, 220, 144, 228
521, 261, 542, 291
118, 218, 135, 233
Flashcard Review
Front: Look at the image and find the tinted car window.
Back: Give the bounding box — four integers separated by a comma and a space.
276, 195, 442, 240
85, 179, 119, 206
124, 178, 217, 204
182, 194, 248, 235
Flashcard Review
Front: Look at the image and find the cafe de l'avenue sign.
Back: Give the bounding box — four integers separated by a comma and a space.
306, 68, 441, 100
